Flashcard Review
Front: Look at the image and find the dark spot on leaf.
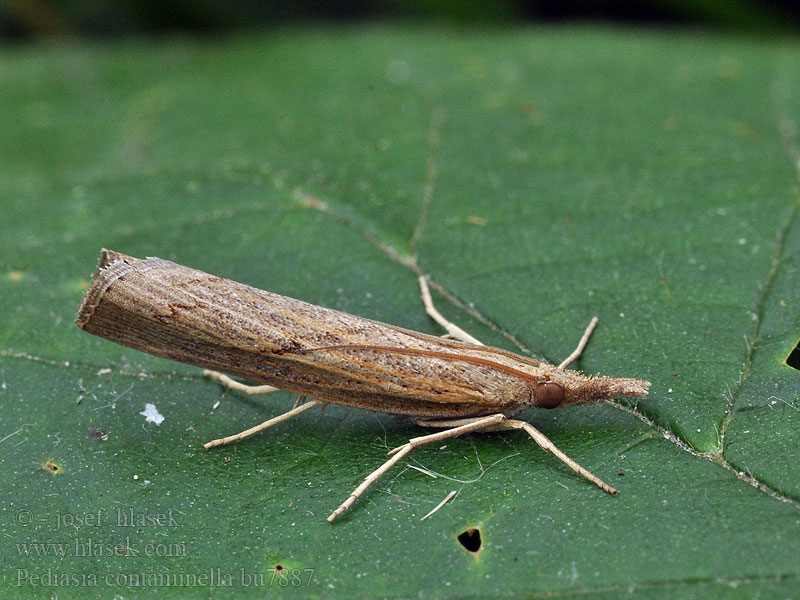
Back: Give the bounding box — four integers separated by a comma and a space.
87, 426, 110, 441
275, 564, 285, 572
43, 460, 62, 475
787, 341, 800, 371
618, 471, 625, 476
457, 527, 481, 553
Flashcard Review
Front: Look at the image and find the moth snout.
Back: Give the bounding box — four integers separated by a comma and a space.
566, 374, 651, 404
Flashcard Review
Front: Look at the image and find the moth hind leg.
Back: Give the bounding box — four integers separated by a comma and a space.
327, 414, 507, 522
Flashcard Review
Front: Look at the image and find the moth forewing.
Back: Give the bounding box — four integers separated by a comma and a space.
78, 250, 548, 418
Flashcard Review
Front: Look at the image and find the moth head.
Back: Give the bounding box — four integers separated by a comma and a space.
533, 369, 650, 408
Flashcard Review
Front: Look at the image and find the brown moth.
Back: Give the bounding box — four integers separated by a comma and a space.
76, 249, 650, 521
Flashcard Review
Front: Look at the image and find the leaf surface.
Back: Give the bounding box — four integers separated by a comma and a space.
1, 27, 799, 599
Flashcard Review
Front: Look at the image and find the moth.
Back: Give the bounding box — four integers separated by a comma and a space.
76, 249, 650, 521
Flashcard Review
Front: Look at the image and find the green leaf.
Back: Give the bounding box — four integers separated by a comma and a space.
2, 27, 799, 599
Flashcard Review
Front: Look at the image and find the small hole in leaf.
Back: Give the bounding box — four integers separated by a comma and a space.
787, 341, 800, 371
457, 528, 482, 553
43, 460, 62, 475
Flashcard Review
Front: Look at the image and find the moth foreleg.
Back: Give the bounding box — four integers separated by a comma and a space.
556, 317, 599, 370
419, 275, 599, 370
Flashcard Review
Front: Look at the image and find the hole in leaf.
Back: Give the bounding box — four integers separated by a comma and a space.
42, 460, 62, 475
457, 527, 482, 553
787, 341, 800, 371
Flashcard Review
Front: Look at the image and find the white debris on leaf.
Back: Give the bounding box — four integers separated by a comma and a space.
140, 403, 165, 425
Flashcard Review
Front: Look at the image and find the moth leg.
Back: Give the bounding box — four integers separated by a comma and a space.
204, 396, 319, 450
417, 416, 616, 494
494, 419, 617, 495
418, 276, 484, 346
203, 370, 281, 395
557, 317, 599, 370
327, 413, 506, 522
291, 395, 328, 420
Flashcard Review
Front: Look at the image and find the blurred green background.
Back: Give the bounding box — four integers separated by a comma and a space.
2, 0, 800, 38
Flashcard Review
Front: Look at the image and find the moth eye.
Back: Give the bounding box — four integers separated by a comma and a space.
535, 382, 564, 409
